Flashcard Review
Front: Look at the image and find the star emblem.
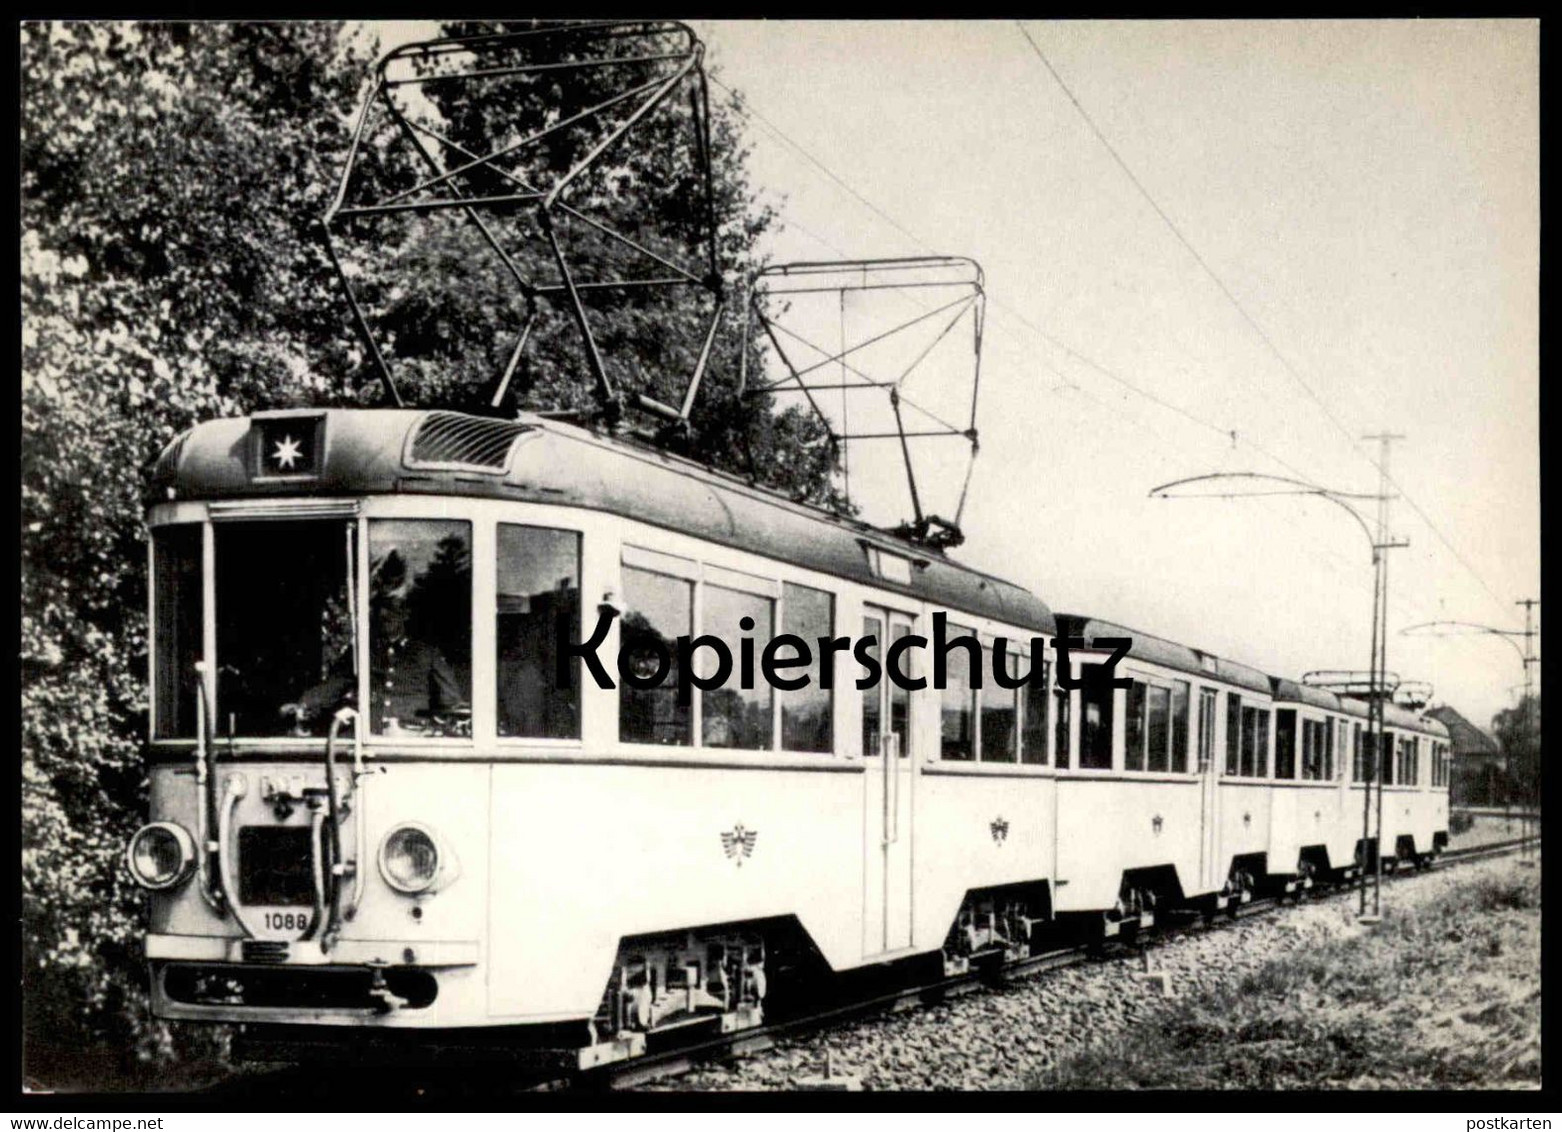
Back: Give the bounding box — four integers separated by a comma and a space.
271, 434, 303, 470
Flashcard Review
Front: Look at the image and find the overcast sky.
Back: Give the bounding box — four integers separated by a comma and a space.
371, 20, 1538, 731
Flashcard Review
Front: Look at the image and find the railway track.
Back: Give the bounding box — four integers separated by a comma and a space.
544, 835, 1538, 1092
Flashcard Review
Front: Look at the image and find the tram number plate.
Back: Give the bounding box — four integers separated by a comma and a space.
261, 911, 310, 934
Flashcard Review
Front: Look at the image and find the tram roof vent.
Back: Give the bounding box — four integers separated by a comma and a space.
405, 411, 535, 474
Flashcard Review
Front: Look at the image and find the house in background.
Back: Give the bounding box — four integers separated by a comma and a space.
1426, 704, 1505, 806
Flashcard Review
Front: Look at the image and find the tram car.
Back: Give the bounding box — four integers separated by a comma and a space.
126, 406, 1450, 1067
1338, 696, 1452, 868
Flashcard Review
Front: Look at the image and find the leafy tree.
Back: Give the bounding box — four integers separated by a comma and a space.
1492, 695, 1541, 810
21, 21, 373, 1085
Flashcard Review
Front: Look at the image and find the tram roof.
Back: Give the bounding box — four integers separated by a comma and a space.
150, 408, 1056, 636
1053, 614, 1273, 694
1270, 679, 1344, 712
1332, 694, 1448, 736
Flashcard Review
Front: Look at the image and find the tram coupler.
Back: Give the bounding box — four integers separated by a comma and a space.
366, 962, 408, 1014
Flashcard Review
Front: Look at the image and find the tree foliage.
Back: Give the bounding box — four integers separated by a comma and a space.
21, 19, 836, 1087
22, 22, 375, 1083
338, 19, 846, 507
1491, 694, 1541, 809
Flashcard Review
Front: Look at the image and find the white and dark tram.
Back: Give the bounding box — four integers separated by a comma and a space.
128, 406, 1451, 1067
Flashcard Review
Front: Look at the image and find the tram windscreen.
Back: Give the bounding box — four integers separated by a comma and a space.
213, 520, 356, 737
366, 520, 472, 737
152, 524, 204, 739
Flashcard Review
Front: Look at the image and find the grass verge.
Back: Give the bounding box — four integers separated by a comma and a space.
1029, 864, 1541, 1090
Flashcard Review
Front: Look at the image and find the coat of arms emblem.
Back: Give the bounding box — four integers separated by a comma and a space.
990, 816, 1009, 845
720, 823, 758, 865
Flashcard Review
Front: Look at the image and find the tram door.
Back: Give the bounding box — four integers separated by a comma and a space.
1197, 687, 1222, 892
862, 606, 916, 957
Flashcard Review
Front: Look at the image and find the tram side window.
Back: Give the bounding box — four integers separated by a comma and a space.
1053, 681, 1071, 770
1197, 688, 1217, 772
619, 566, 694, 746
1275, 709, 1298, 780
940, 624, 977, 761
979, 644, 1018, 763
1225, 694, 1242, 775
701, 584, 774, 750
780, 583, 833, 753
218, 519, 358, 738
861, 616, 883, 757
1256, 710, 1270, 777
1379, 732, 1396, 785
1021, 657, 1049, 766
1079, 675, 1114, 770
1146, 684, 1171, 772
1352, 723, 1365, 782
889, 622, 910, 758
1326, 720, 1339, 780
153, 524, 204, 739
1239, 706, 1268, 777
1171, 681, 1189, 773
1122, 678, 1173, 771
1125, 680, 1147, 771
1304, 720, 1326, 780
496, 525, 580, 740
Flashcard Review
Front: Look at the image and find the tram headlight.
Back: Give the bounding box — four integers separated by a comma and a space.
378, 823, 455, 895
126, 822, 196, 890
